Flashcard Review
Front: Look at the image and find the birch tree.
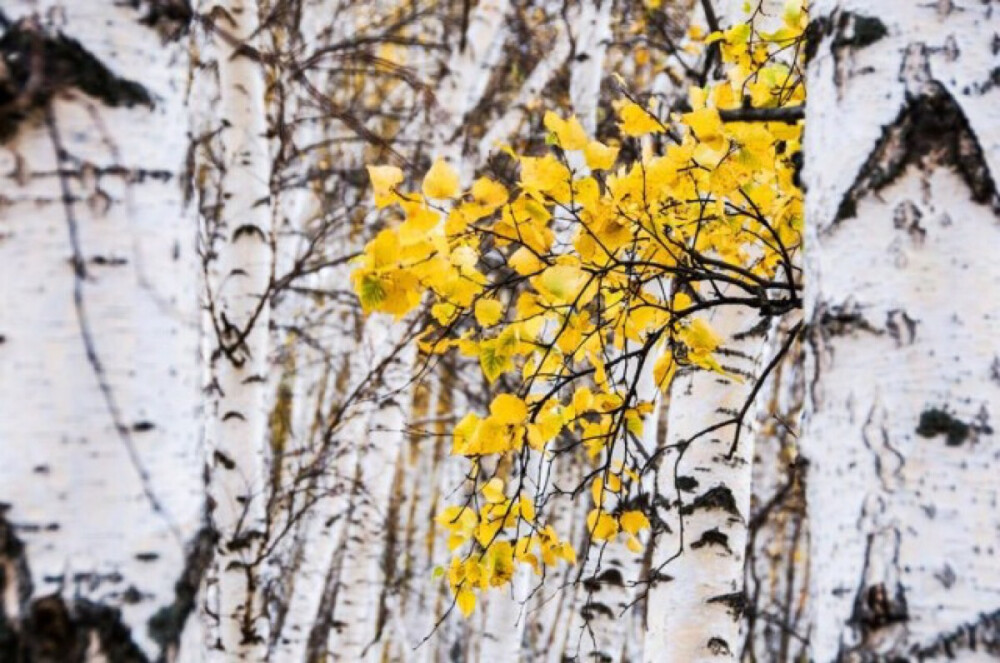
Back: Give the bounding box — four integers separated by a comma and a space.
802, 0, 1000, 659
0, 2, 205, 660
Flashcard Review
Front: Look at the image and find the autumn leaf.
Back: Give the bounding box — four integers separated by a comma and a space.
423, 158, 460, 199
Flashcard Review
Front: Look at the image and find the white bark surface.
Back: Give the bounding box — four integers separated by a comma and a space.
194, 0, 274, 656
803, 1, 1000, 659
646, 304, 765, 662
0, 1, 203, 659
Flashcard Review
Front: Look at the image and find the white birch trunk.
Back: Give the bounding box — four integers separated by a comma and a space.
645, 304, 765, 662
802, 1, 1000, 659
0, 2, 204, 660
193, 0, 274, 657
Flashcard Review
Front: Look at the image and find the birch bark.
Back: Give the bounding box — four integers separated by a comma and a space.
0, 2, 203, 660
802, 1, 1000, 659
193, 0, 274, 657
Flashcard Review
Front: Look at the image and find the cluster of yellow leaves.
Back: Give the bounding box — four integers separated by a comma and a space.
352, 2, 806, 616
436, 479, 575, 616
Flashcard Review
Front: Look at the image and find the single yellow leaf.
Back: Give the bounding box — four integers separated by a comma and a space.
508, 247, 544, 275
490, 393, 527, 425
586, 508, 619, 541
591, 477, 604, 506
617, 100, 664, 136
423, 158, 460, 199
474, 299, 504, 326
471, 177, 508, 208
620, 510, 650, 536
367, 165, 403, 208
584, 140, 619, 170
481, 477, 506, 504
456, 588, 476, 617
543, 111, 588, 150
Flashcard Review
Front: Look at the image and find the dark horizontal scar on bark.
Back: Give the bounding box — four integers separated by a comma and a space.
0, 11, 153, 142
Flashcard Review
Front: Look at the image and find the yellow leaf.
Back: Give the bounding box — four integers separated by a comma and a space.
572, 387, 594, 413
586, 508, 620, 541
490, 393, 527, 425
508, 247, 544, 275
481, 477, 506, 504
456, 589, 476, 617
684, 317, 723, 354
367, 165, 403, 208
620, 510, 650, 536
653, 352, 676, 392
423, 158, 460, 199
431, 302, 458, 324
474, 299, 504, 326
682, 107, 727, 152
543, 111, 588, 150
479, 341, 512, 383
584, 140, 619, 170
617, 100, 664, 136
626, 535, 643, 553
591, 477, 604, 506
557, 542, 577, 564
521, 497, 538, 523
533, 264, 590, 306
471, 177, 508, 209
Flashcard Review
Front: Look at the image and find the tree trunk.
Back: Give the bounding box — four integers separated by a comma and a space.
802, 1, 1000, 659
193, 0, 274, 656
0, 2, 204, 661
646, 305, 767, 662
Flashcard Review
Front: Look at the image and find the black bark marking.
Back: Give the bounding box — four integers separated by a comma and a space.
805, 12, 887, 65
910, 607, 1000, 659
675, 475, 699, 492
916, 408, 970, 446
690, 527, 732, 554
681, 485, 740, 518
816, 304, 883, 338
213, 450, 236, 470
125, 0, 193, 39
892, 200, 926, 243
231, 224, 267, 243
832, 14, 887, 51
19, 595, 150, 663
2, 510, 156, 662
707, 591, 746, 620
832, 45, 999, 225
852, 582, 909, 633
0, 12, 153, 142
147, 527, 216, 662
885, 309, 918, 346
706, 636, 732, 656
580, 601, 614, 621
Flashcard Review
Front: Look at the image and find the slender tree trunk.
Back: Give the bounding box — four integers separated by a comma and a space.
802, 1, 1000, 659
741, 327, 809, 662
646, 304, 767, 662
193, 0, 274, 656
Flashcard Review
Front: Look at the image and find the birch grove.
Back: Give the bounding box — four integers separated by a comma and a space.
2, 0, 998, 662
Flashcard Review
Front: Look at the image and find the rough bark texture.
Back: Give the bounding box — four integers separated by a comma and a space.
802, 1, 1000, 660
192, 0, 274, 656
0, 2, 204, 661
646, 305, 770, 662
